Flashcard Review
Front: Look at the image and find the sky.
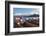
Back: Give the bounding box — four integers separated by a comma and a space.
13, 8, 39, 16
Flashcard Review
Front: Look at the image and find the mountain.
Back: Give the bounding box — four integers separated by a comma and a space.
14, 14, 39, 17
28, 14, 39, 17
